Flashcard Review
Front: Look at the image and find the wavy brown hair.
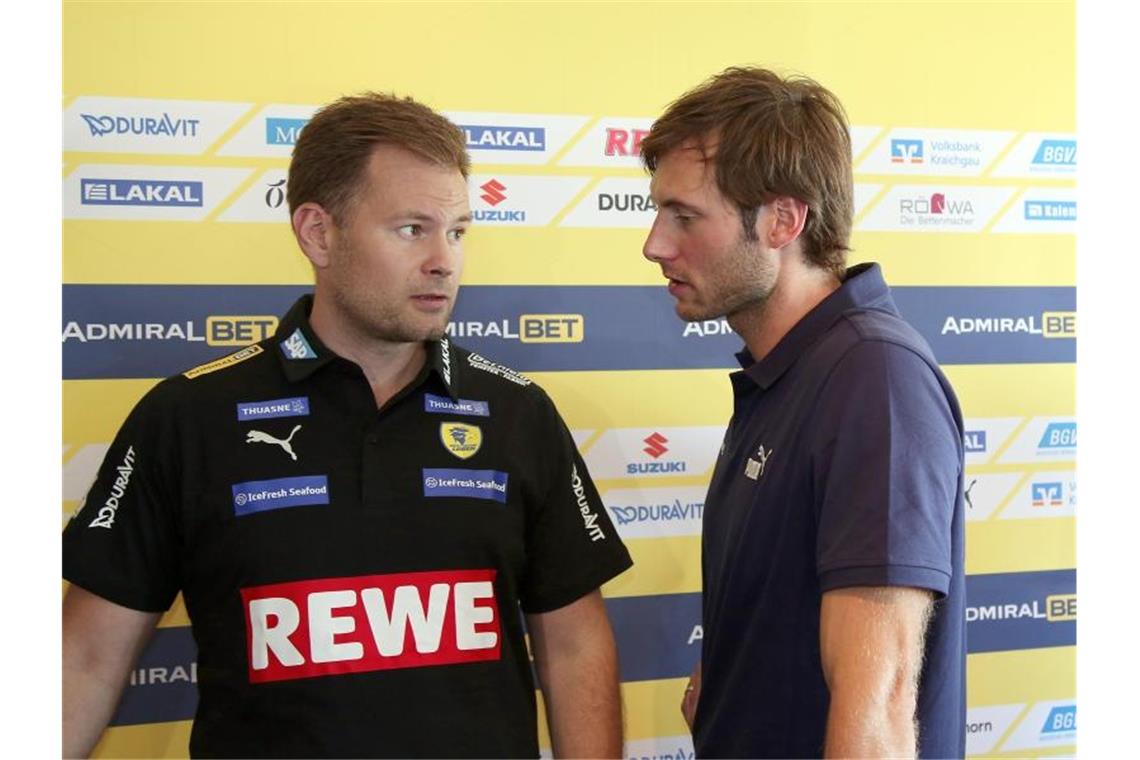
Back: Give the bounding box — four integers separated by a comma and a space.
641, 67, 854, 279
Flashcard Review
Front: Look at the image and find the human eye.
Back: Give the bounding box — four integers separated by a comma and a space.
397, 224, 424, 238
447, 226, 468, 243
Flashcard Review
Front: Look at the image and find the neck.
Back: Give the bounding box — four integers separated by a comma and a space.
308, 294, 428, 408
728, 259, 841, 361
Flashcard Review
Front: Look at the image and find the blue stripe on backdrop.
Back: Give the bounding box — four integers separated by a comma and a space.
108, 569, 1074, 726
63, 284, 1075, 379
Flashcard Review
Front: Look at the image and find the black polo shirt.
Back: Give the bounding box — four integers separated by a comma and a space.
693, 263, 966, 759
63, 295, 632, 759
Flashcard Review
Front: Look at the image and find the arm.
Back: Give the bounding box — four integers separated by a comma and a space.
62, 585, 161, 759
819, 586, 933, 759
526, 590, 623, 759
680, 660, 700, 731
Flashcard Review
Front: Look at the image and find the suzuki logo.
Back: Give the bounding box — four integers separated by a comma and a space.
480, 179, 507, 206
643, 432, 669, 459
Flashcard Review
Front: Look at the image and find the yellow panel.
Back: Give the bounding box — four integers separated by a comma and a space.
603, 536, 702, 598
528, 370, 734, 428
63, 379, 159, 443
942, 364, 1075, 417
92, 720, 192, 760
622, 677, 692, 741
966, 518, 1075, 575
968, 646, 1075, 704
64, 3, 1073, 128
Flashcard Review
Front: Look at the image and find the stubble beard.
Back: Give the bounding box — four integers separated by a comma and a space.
678, 235, 777, 324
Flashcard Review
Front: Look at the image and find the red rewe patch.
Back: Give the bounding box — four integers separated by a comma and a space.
241, 569, 501, 683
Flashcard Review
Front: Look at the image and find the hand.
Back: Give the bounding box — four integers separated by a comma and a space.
680, 661, 701, 731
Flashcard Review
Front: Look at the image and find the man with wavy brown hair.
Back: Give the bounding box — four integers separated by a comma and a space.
641, 67, 966, 759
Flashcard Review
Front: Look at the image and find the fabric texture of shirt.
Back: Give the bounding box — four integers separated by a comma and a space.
63, 295, 632, 759
693, 263, 967, 759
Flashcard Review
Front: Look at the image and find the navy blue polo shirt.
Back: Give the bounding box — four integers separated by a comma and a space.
694, 263, 966, 759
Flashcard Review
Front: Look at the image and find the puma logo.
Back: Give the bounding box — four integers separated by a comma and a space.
246, 425, 302, 461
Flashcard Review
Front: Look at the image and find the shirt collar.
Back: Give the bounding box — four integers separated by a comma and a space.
273, 295, 460, 400
737, 262, 897, 390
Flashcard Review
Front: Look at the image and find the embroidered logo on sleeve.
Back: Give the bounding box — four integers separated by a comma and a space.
744, 445, 773, 481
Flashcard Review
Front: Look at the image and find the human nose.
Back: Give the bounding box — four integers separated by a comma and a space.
642, 214, 676, 264
423, 232, 458, 278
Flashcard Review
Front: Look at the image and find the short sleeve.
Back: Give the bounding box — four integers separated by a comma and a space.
518, 388, 633, 613
62, 381, 183, 612
810, 340, 962, 597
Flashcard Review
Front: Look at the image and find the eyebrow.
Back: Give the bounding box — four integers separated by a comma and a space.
396, 211, 473, 224
655, 198, 703, 214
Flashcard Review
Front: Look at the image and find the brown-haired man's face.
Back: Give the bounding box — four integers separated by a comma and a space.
643, 142, 778, 323
322, 145, 472, 344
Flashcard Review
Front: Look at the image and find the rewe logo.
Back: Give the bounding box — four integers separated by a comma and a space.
643, 432, 669, 459
242, 569, 501, 683
480, 179, 507, 206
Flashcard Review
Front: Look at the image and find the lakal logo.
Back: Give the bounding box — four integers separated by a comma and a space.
81, 179, 203, 207
890, 138, 924, 164
80, 112, 201, 138
964, 430, 988, 453
462, 125, 545, 152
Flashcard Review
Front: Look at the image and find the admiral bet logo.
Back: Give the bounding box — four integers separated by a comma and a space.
62, 314, 278, 347
447, 313, 584, 343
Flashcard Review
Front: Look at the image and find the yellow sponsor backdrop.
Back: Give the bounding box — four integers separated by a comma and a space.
64, 1, 1074, 757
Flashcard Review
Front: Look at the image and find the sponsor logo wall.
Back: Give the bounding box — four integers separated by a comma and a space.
64, 4, 1074, 758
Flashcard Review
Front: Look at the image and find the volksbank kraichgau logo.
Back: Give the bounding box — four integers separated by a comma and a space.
81, 179, 203, 207
1031, 481, 1064, 508
890, 138, 924, 164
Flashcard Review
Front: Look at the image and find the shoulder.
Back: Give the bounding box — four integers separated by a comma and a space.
136, 340, 283, 418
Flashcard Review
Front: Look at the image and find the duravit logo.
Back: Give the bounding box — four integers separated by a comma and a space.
266, 117, 308, 146
462, 125, 545, 152
232, 475, 329, 516
81, 179, 203, 207
81, 112, 201, 138
236, 396, 310, 422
